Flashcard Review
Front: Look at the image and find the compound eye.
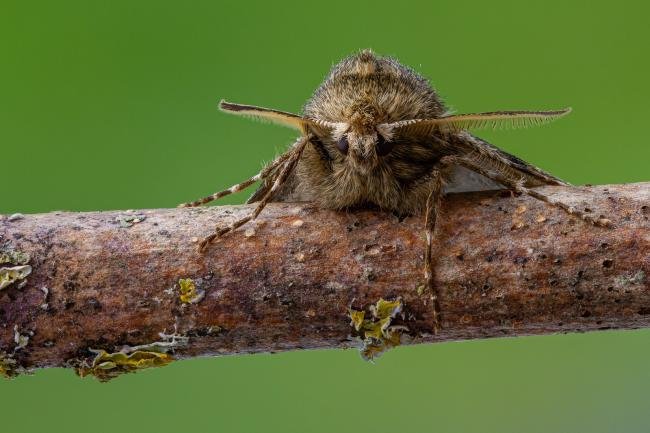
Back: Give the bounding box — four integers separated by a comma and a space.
376, 133, 394, 156
336, 135, 349, 155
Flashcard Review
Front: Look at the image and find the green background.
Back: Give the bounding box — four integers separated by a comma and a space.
1, 1, 649, 432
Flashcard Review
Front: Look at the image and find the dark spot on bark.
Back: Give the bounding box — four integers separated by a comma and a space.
602, 259, 614, 268
581, 310, 591, 318
576, 292, 584, 300
86, 298, 102, 310
127, 329, 142, 338
607, 286, 614, 292
600, 242, 609, 249
64, 275, 79, 292
63, 299, 76, 309
571, 270, 584, 287
557, 322, 563, 327
584, 207, 592, 213
456, 253, 464, 261
637, 308, 650, 315
280, 297, 295, 308
641, 205, 648, 212
614, 298, 621, 304
186, 327, 220, 337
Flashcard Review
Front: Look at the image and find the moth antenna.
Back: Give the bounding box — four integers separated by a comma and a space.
383, 108, 572, 136
219, 100, 338, 135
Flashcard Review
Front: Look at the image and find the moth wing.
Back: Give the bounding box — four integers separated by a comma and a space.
386, 109, 570, 188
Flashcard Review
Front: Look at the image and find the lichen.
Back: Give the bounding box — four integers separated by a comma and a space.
348, 298, 406, 361
115, 213, 146, 228
76, 332, 187, 381
0, 248, 30, 265
615, 270, 646, 288
7, 213, 24, 222
77, 349, 174, 381
0, 265, 32, 290
0, 353, 17, 379
178, 278, 205, 304
13, 325, 30, 351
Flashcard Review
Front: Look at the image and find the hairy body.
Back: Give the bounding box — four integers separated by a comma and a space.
255, 50, 562, 214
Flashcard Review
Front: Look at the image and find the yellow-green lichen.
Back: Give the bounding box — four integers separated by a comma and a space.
0, 248, 30, 265
348, 298, 406, 361
76, 331, 188, 381
0, 265, 32, 290
0, 353, 17, 379
178, 278, 205, 304
77, 349, 174, 381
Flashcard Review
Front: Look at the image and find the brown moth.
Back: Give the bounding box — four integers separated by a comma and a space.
181, 49, 610, 331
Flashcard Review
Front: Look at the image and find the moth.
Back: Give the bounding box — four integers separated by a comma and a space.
181, 49, 610, 330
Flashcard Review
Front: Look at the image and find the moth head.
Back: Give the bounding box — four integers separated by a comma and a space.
218, 100, 397, 173
326, 124, 395, 173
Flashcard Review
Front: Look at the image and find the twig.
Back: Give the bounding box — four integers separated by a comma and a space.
0, 182, 648, 380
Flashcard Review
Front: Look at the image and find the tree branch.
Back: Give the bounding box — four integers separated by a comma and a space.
1, 182, 648, 380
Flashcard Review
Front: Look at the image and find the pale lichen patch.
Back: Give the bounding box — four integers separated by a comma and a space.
0, 265, 32, 290
294, 252, 306, 262
0, 248, 30, 265
115, 213, 146, 228
13, 325, 30, 351
614, 270, 646, 289
348, 298, 406, 361
7, 213, 24, 222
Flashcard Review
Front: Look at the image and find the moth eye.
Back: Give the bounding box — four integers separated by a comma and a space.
376, 133, 394, 156
336, 135, 349, 155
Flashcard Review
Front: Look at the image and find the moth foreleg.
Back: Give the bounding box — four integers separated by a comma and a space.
179, 151, 292, 208
198, 135, 309, 251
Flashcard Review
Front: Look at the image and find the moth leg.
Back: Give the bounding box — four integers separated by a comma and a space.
198, 135, 309, 251
457, 156, 612, 227
423, 156, 456, 333
179, 151, 292, 208
424, 169, 444, 333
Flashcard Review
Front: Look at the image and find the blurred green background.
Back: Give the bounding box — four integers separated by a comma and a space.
1, 1, 649, 432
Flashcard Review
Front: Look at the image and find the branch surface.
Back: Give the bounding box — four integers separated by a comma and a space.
0, 182, 648, 379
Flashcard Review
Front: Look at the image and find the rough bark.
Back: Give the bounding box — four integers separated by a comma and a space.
0, 182, 648, 379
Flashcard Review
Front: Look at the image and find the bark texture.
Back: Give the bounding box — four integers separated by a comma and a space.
0, 182, 648, 379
